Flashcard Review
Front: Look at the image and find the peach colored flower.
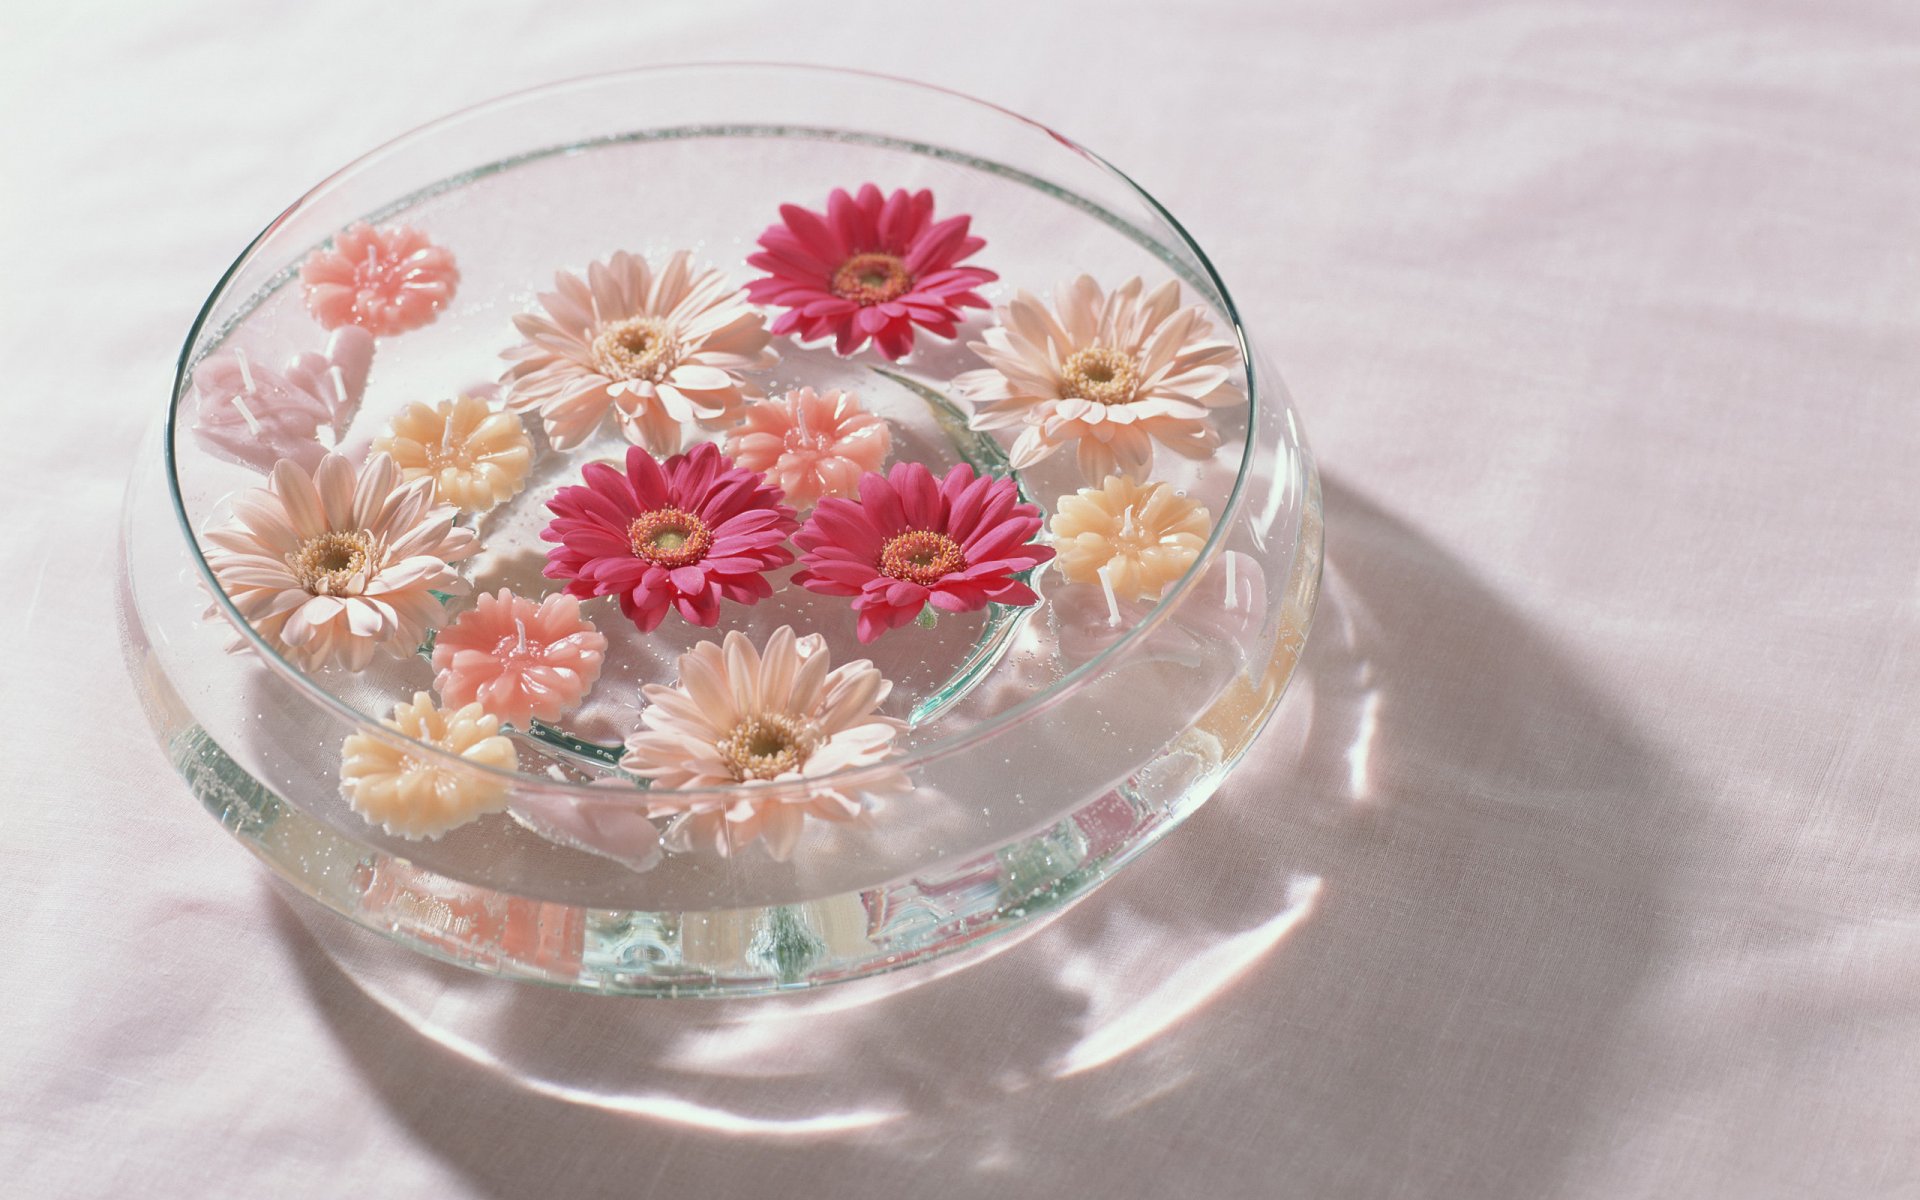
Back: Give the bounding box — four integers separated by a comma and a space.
372, 394, 534, 512
620, 626, 909, 860
300, 223, 458, 336
200, 452, 476, 671
431, 589, 607, 727
955, 275, 1243, 481
189, 328, 373, 473
500, 250, 775, 453
723, 387, 891, 509
340, 692, 517, 838
1049, 475, 1211, 605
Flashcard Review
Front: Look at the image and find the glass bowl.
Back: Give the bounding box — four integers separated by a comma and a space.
119, 64, 1321, 996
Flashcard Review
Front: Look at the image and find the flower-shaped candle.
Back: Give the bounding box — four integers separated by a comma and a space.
955, 275, 1242, 481
724, 387, 891, 509
500, 250, 776, 453
431, 589, 607, 727
541, 442, 798, 632
793, 461, 1054, 642
620, 626, 908, 860
1049, 475, 1212, 621
300, 223, 459, 337
189, 328, 373, 473
745, 184, 996, 360
200, 452, 475, 671
373, 394, 534, 512
340, 692, 517, 839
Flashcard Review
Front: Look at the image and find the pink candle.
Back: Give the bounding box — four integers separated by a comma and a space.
431, 589, 607, 727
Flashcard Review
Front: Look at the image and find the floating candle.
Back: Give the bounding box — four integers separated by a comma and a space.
372, 394, 534, 512
1047, 474, 1211, 604
431, 589, 608, 727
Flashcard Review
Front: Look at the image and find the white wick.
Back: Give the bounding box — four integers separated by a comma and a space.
233, 348, 256, 394
1224, 552, 1239, 611
329, 364, 349, 406
1098, 562, 1122, 628
229, 392, 261, 435
513, 616, 528, 655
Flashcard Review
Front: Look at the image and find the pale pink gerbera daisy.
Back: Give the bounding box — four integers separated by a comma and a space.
621, 626, 908, 860
541, 442, 798, 633
201, 452, 476, 671
500, 250, 776, 454
189, 328, 373, 474
431, 589, 608, 727
723, 387, 891, 509
300, 223, 459, 337
955, 275, 1243, 482
745, 184, 996, 361
793, 461, 1054, 643
340, 692, 517, 839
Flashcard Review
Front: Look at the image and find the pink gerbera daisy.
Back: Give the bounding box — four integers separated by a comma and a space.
540, 442, 798, 632
723, 386, 891, 509
793, 461, 1054, 643
299, 223, 459, 337
744, 184, 996, 361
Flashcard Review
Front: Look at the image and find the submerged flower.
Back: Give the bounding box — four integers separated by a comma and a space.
201, 452, 476, 671
189, 328, 374, 473
955, 275, 1242, 481
340, 692, 517, 838
723, 387, 891, 509
541, 442, 797, 632
793, 461, 1054, 643
745, 184, 996, 361
372, 394, 534, 512
620, 626, 908, 860
500, 250, 775, 453
1049, 475, 1211, 605
300, 223, 459, 337
431, 589, 608, 727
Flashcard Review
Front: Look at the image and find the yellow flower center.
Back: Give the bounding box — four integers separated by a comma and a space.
592, 316, 681, 383
288, 530, 375, 594
627, 507, 713, 568
880, 529, 965, 586
830, 253, 913, 305
1060, 345, 1140, 406
716, 713, 820, 781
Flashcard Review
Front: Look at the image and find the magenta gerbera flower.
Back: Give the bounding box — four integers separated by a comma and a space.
744, 184, 997, 361
541, 442, 798, 632
793, 461, 1054, 642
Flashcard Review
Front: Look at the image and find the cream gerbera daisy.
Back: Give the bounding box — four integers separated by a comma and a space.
1049, 475, 1211, 604
372, 394, 534, 512
955, 275, 1242, 481
619, 626, 909, 860
200, 452, 476, 671
340, 692, 517, 838
499, 250, 776, 454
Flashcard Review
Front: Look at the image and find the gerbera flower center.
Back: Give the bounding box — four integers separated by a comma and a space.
592, 316, 682, 383
627, 507, 713, 568
287, 530, 376, 594
830, 253, 913, 305
1060, 345, 1141, 406
716, 713, 820, 782
880, 529, 966, 586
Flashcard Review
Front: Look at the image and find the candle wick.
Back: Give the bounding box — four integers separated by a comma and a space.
513, 616, 528, 655
1098, 563, 1122, 628
329, 364, 349, 407
229, 392, 261, 435
233, 348, 256, 394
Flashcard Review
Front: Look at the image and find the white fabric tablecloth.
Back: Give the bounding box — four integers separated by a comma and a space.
4, 1, 1916, 1195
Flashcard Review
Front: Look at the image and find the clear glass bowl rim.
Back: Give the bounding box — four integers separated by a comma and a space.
163, 61, 1274, 806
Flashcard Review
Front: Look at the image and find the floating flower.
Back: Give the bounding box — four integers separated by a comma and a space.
745, 184, 996, 361
340, 692, 517, 838
300, 222, 459, 337
189, 328, 373, 473
431, 589, 607, 727
723, 387, 891, 509
793, 461, 1053, 643
201, 452, 476, 671
1049, 475, 1211, 610
955, 275, 1242, 481
372, 394, 534, 512
620, 626, 908, 860
500, 250, 775, 453
541, 442, 797, 632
